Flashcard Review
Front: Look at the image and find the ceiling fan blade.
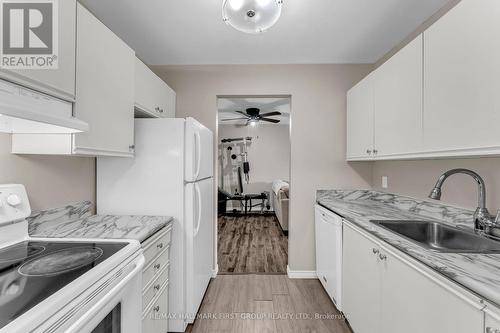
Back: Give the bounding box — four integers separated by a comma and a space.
234, 110, 250, 118
259, 111, 282, 117
261, 118, 281, 123
221, 118, 248, 121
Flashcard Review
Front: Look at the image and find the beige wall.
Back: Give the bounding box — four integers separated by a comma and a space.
218, 124, 290, 202
152, 64, 373, 272
0, 134, 95, 211
372, 159, 500, 212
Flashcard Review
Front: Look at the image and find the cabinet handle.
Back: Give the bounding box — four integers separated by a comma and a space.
159, 108, 164, 113
153, 306, 160, 312
373, 149, 378, 155
372, 248, 379, 255
486, 328, 500, 333
129, 144, 135, 150
154, 284, 161, 291
155, 106, 160, 111
154, 263, 161, 270
157, 243, 164, 249
379, 253, 387, 261
366, 149, 372, 155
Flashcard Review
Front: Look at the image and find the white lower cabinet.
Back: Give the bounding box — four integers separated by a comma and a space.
343, 221, 485, 333
342, 223, 381, 333
142, 226, 171, 333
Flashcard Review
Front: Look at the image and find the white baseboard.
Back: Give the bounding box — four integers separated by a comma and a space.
212, 264, 219, 278
287, 265, 317, 279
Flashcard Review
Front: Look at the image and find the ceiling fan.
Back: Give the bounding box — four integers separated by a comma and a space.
221, 107, 282, 126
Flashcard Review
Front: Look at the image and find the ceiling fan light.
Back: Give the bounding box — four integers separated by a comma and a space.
222, 0, 283, 34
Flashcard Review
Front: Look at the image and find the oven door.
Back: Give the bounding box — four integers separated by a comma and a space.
66, 255, 144, 333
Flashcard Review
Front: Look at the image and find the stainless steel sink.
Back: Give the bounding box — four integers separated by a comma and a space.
370, 220, 500, 253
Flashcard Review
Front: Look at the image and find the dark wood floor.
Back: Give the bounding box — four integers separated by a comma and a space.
185, 274, 352, 333
218, 215, 288, 274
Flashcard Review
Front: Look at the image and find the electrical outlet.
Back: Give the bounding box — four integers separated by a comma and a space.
382, 176, 388, 189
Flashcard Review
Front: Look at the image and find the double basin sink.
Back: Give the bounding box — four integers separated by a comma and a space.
370, 220, 500, 254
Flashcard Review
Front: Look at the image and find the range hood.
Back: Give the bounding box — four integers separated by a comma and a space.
0, 79, 88, 134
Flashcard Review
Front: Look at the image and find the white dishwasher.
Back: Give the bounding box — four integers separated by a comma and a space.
315, 204, 343, 311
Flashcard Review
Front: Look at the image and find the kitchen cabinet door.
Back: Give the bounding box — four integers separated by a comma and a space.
0, 0, 76, 101
373, 35, 423, 158
342, 223, 381, 333
74, 3, 135, 156
347, 74, 374, 160
423, 0, 500, 154
485, 309, 500, 333
135, 58, 176, 118
380, 247, 484, 333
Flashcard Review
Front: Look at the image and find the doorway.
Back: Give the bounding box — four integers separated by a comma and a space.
216, 96, 291, 274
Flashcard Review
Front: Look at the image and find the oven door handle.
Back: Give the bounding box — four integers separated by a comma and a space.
65, 255, 145, 333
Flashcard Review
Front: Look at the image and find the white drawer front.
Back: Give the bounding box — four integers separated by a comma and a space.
143, 228, 171, 264
143, 267, 169, 311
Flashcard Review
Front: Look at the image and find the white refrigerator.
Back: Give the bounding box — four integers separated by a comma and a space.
96, 117, 214, 332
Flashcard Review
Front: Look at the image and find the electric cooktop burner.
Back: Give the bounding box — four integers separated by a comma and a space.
18, 247, 104, 277
0, 240, 126, 330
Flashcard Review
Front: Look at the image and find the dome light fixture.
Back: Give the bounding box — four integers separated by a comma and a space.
222, 0, 283, 34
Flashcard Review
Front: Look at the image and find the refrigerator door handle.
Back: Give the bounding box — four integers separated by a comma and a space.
194, 131, 202, 181
194, 182, 202, 237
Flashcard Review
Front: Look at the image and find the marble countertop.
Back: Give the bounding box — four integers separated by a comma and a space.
28, 201, 173, 243
317, 189, 500, 308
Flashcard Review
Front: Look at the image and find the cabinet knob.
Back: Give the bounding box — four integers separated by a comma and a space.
372, 248, 379, 255
153, 305, 160, 312
373, 149, 378, 155
154, 284, 161, 291
157, 243, 164, 249
154, 263, 161, 270
155, 106, 160, 111
366, 149, 372, 155
129, 144, 135, 150
379, 253, 387, 261
159, 108, 164, 113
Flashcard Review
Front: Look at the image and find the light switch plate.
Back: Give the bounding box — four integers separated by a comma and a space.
382, 176, 388, 189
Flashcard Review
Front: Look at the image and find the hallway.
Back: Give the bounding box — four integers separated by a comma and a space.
218, 215, 288, 274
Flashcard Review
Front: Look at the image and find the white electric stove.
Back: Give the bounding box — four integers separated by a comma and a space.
0, 184, 145, 333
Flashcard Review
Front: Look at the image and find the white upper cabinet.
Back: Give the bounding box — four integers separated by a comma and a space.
347, 73, 374, 160
0, 0, 76, 101
73, 3, 135, 156
423, 0, 500, 155
347, 0, 500, 161
373, 35, 423, 158
135, 58, 176, 118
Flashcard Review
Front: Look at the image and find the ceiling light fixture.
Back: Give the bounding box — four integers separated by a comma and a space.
222, 0, 283, 34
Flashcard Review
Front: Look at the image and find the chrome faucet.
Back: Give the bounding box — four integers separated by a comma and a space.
429, 169, 500, 235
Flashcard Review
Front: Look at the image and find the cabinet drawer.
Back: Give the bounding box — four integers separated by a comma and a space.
143, 267, 169, 311
142, 284, 169, 333
143, 228, 171, 264
143, 247, 170, 287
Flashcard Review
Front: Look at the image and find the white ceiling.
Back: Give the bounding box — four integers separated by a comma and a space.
80, 0, 450, 65
218, 97, 290, 125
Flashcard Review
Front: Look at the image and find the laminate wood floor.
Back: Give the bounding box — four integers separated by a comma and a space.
185, 274, 352, 333
218, 215, 288, 274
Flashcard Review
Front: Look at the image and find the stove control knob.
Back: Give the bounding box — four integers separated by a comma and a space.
7, 194, 21, 207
